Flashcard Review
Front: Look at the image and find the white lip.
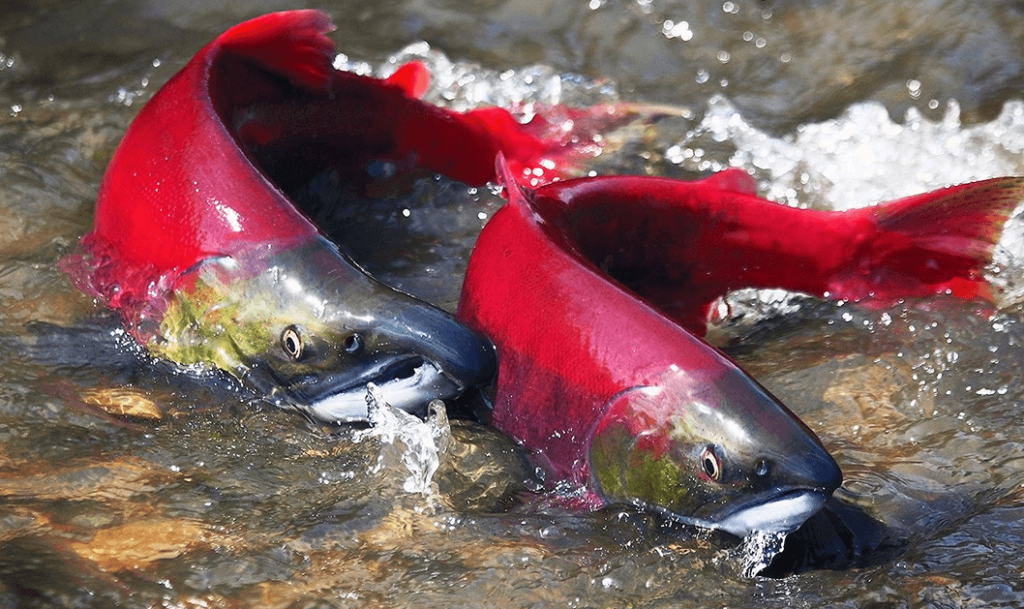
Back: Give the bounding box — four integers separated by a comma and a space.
712, 490, 827, 537
648, 490, 827, 538
305, 361, 458, 422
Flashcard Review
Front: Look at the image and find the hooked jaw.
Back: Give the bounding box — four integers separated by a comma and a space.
700, 442, 842, 537
301, 243, 498, 421
635, 487, 833, 538
288, 305, 498, 422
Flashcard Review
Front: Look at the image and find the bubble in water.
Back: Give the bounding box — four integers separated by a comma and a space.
662, 20, 694, 41
907, 79, 923, 99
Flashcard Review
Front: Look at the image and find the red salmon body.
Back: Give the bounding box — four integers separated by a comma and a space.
457, 156, 1023, 534
63, 10, 614, 423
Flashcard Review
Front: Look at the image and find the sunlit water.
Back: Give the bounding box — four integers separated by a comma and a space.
2, 1, 1024, 607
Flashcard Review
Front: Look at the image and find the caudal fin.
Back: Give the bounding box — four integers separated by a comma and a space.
830, 177, 1024, 303
217, 10, 336, 93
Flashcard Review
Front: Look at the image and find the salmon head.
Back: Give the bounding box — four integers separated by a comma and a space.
588, 369, 842, 536
141, 236, 495, 422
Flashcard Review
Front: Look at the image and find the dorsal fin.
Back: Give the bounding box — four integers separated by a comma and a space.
386, 62, 431, 99
700, 167, 758, 195
495, 152, 533, 211
217, 10, 337, 93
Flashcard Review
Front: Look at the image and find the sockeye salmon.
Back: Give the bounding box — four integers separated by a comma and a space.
63, 10, 605, 421
457, 156, 1024, 536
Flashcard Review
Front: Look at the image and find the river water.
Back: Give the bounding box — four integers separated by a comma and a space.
3, 1, 1024, 607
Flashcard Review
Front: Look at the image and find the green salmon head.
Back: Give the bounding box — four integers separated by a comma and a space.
588, 366, 842, 537
151, 237, 496, 421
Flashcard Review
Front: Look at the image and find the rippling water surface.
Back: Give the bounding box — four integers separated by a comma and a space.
2, 1, 1024, 607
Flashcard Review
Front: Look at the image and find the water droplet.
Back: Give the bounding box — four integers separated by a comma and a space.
662, 20, 693, 41
907, 79, 922, 99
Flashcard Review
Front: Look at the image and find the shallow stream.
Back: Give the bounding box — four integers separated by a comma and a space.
2, 1, 1024, 607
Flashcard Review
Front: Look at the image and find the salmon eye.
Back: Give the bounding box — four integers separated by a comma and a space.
343, 333, 363, 355
700, 445, 722, 481
281, 326, 303, 360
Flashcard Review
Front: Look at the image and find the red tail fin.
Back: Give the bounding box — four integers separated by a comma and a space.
217, 10, 336, 93
830, 177, 1024, 303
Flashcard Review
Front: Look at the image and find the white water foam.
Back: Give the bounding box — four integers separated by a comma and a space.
336, 41, 620, 118
689, 95, 1024, 210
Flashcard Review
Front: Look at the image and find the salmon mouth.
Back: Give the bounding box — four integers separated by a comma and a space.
295, 356, 462, 423
710, 489, 828, 537
642, 488, 829, 538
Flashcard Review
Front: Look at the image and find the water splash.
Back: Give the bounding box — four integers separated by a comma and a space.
335, 42, 621, 118
684, 95, 1024, 210
736, 530, 788, 578
355, 384, 451, 495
